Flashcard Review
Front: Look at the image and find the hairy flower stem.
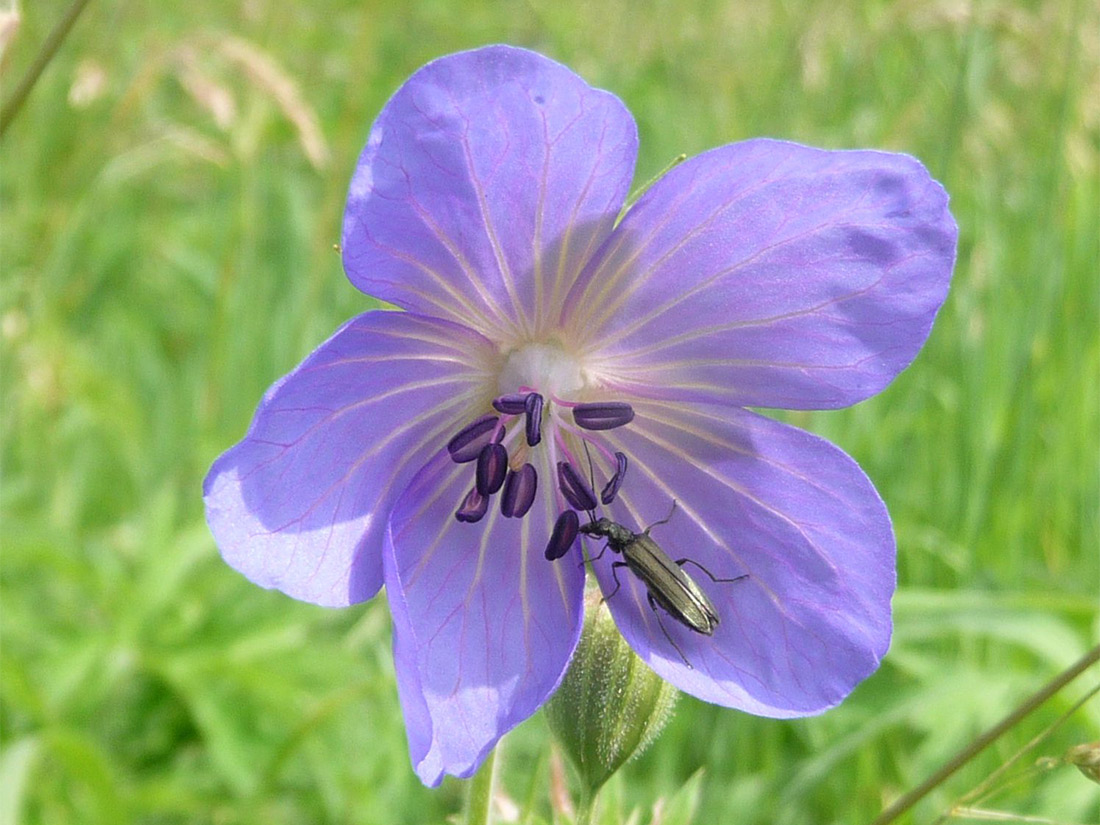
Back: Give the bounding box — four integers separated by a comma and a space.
574, 788, 595, 825
873, 643, 1100, 824
462, 744, 498, 825
0, 0, 94, 139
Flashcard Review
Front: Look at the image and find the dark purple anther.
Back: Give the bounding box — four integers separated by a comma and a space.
492, 393, 530, 415
455, 487, 489, 523
544, 510, 579, 560
476, 443, 508, 496
557, 461, 597, 512
573, 402, 635, 431
600, 452, 629, 505
447, 414, 501, 463
500, 463, 538, 518
524, 393, 544, 446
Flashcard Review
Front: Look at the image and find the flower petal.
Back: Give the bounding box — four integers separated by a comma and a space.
567, 140, 956, 410
342, 45, 637, 342
386, 450, 585, 785
203, 311, 499, 607
592, 401, 894, 716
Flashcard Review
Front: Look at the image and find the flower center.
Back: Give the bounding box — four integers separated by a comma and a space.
446, 342, 635, 560
497, 343, 586, 399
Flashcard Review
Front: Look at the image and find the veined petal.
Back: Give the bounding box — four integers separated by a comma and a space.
385, 450, 585, 785
567, 140, 956, 410
591, 400, 894, 716
203, 311, 499, 607
342, 45, 637, 342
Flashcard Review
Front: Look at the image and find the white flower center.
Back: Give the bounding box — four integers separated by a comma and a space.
498, 343, 587, 400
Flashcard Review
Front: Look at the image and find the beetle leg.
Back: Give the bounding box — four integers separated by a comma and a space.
587, 540, 611, 564
647, 592, 692, 669
643, 500, 679, 535
675, 557, 749, 585
600, 560, 629, 603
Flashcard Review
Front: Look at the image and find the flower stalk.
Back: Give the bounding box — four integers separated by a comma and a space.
462, 745, 498, 825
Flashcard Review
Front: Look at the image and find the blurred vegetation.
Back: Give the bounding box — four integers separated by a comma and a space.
2, 0, 1097, 823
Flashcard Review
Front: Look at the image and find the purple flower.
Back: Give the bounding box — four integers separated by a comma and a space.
203, 45, 956, 785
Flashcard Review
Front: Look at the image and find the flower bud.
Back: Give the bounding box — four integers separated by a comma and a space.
544, 590, 678, 794
1066, 741, 1100, 784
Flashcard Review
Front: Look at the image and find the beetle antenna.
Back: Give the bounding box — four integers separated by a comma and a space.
644, 499, 678, 534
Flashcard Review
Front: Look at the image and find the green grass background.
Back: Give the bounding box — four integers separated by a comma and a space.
2, 1, 1097, 822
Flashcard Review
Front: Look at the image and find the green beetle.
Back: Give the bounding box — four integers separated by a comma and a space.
580, 503, 747, 667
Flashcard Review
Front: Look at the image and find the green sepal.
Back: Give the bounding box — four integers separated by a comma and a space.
615, 153, 687, 225
544, 590, 679, 796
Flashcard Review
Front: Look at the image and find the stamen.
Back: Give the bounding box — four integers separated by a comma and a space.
573, 402, 635, 431
557, 461, 597, 512
524, 393, 544, 446
600, 452, 629, 505
455, 487, 489, 523
501, 463, 538, 518
544, 510, 579, 560
476, 443, 508, 496
447, 414, 501, 463
492, 393, 530, 415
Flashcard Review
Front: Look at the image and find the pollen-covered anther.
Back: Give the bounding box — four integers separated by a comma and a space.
557, 461, 597, 512
492, 393, 531, 415
501, 463, 538, 518
545, 510, 579, 560
447, 414, 501, 463
600, 452, 629, 505
573, 402, 635, 431
524, 393, 544, 446
476, 443, 509, 496
455, 487, 489, 523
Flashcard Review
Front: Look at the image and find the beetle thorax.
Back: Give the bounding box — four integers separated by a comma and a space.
579, 517, 636, 550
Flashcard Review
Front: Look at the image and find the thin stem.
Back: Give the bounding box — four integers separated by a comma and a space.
463, 746, 498, 825
937, 680, 1100, 823
873, 644, 1100, 825
0, 0, 94, 139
